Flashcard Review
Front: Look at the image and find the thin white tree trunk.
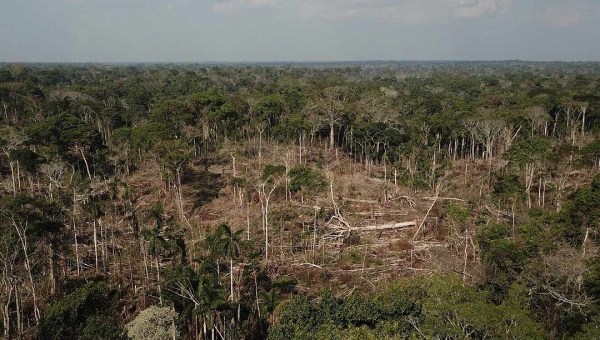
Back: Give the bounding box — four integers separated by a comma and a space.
157, 257, 162, 305
13, 220, 40, 322
79, 146, 93, 181
230, 259, 234, 302
2, 283, 13, 338
463, 228, 469, 283
74, 222, 80, 276
93, 220, 99, 273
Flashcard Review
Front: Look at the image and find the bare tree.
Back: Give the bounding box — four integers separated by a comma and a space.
279, 147, 294, 201
580, 102, 589, 139
256, 125, 265, 169
0, 226, 19, 338
0, 128, 27, 195
256, 178, 279, 261
525, 106, 550, 138
39, 161, 72, 201
531, 248, 595, 311
464, 113, 505, 161
9, 217, 40, 322
303, 101, 323, 146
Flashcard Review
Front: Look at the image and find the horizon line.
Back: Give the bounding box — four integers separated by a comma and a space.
2, 59, 600, 65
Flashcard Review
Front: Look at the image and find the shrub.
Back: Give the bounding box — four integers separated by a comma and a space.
288, 166, 326, 193
125, 306, 179, 340
37, 281, 125, 340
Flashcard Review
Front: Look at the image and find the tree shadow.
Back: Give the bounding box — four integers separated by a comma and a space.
183, 165, 225, 213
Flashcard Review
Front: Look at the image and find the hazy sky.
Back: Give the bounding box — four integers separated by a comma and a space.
1, 0, 599, 62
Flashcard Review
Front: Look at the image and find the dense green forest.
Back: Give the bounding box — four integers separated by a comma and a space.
2, 61, 600, 339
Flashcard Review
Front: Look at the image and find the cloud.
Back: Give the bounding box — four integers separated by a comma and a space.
452, 0, 512, 19
213, 0, 281, 12
213, 0, 440, 23
295, 3, 360, 20
212, 0, 513, 22
542, 4, 585, 28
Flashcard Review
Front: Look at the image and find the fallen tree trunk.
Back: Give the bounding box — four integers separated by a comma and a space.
348, 221, 416, 232
350, 211, 408, 216
343, 198, 378, 204
422, 197, 466, 202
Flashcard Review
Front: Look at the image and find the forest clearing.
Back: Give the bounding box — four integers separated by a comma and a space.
1, 61, 600, 339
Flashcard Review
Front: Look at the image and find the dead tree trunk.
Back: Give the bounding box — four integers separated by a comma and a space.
12, 219, 40, 322
257, 180, 279, 261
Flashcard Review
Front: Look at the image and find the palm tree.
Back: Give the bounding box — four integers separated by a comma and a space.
216, 223, 244, 303
195, 275, 226, 340
260, 289, 278, 325
143, 202, 167, 304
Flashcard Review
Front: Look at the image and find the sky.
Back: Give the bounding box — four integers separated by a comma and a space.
1, 0, 599, 62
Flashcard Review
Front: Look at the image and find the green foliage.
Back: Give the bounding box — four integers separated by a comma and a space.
585, 257, 600, 302
581, 139, 600, 166
478, 224, 530, 299
552, 176, 600, 245
110, 127, 132, 146
9, 148, 43, 174
262, 164, 286, 180
152, 139, 193, 172
573, 185, 600, 226
8, 62, 600, 340
504, 137, 551, 168
26, 113, 101, 152
271, 275, 545, 340
446, 203, 471, 227
195, 275, 229, 318
255, 94, 286, 128
216, 223, 245, 260
230, 176, 247, 187
493, 173, 525, 203
141, 202, 187, 263
343, 293, 381, 327
37, 282, 125, 340
125, 306, 178, 340
160, 264, 198, 307
131, 122, 170, 153
404, 275, 545, 340
270, 288, 413, 339
188, 89, 241, 137
81, 315, 127, 340
150, 99, 193, 133
288, 166, 326, 193
203, 222, 245, 261
1, 194, 64, 236
573, 314, 600, 340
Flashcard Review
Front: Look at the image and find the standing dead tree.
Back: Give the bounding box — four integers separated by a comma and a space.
525, 106, 550, 138
413, 177, 447, 242
9, 218, 41, 322
464, 114, 505, 161
256, 178, 279, 261
0, 128, 27, 195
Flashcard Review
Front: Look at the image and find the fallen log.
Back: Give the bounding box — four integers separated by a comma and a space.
348, 221, 416, 232
423, 197, 466, 202
350, 210, 408, 216
292, 263, 325, 270
343, 198, 378, 204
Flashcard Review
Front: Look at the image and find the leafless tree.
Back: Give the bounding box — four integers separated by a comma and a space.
464, 112, 505, 161
525, 106, 550, 138
256, 178, 279, 261
531, 248, 595, 311
0, 128, 27, 195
